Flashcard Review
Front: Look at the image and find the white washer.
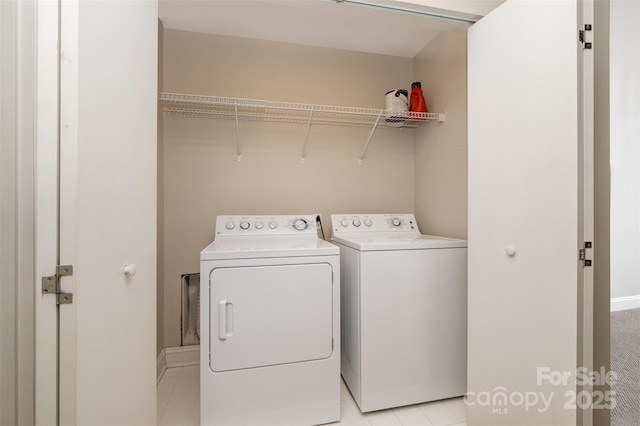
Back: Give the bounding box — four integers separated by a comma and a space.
200, 215, 340, 425
331, 213, 467, 413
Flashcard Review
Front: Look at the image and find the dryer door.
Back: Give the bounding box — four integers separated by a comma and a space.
209, 263, 334, 372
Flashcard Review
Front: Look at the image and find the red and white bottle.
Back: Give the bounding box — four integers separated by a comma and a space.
409, 81, 428, 115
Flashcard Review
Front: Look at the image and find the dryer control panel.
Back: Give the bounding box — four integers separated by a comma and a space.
215, 215, 319, 237
331, 214, 420, 234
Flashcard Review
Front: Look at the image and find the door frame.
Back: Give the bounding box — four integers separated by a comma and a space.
578, 0, 595, 425
2, 0, 63, 424
35, 0, 62, 424
1, 1, 37, 424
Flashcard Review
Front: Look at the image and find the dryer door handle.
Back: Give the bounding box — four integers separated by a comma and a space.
218, 300, 233, 340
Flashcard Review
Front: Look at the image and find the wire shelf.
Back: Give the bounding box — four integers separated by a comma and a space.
158, 92, 445, 164
159, 92, 445, 128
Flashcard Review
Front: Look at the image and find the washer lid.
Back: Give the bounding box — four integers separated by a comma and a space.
331, 233, 467, 251
201, 236, 339, 260
331, 213, 466, 250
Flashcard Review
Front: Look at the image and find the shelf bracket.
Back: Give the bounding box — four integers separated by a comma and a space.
234, 102, 241, 161
301, 107, 314, 163
358, 112, 382, 165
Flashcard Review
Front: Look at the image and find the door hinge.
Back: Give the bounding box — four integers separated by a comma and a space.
579, 24, 592, 50
41, 264, 74, 304
579, 242, 592, 267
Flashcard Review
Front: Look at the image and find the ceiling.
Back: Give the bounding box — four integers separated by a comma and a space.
158, 0, 487, 58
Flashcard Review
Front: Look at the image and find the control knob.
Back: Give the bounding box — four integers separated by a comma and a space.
352, 219, 361, 227
391, 218, 402, 227
364, 219, 372, 227
255, 221, 264, 229
293, 219, 308, 231
225, 221, 235, 230
340, 219, 349, 227
269, 221, 278, 229
240, 221, 250, 230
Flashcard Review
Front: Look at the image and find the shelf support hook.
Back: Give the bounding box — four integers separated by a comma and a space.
300, 107, 314, 163
358, 112, 382, 165
234, 102, 241, 161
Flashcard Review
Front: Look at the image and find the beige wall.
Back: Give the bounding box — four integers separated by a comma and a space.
161, 30, 417, 349
413, 31, 468, 239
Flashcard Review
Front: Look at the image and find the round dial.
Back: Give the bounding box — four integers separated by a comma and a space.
340, 219, 349, 227
255, 221, 264, 229
269, 221, 278, 229
391, 218, 402, 227
352, 219, 361, 227
293, 219, 308, 231
225, 221, 235, 230
364, 219, 373, 227
240, 221, 250, 230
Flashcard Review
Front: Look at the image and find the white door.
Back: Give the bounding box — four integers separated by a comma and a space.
35, 1, 159, 424
209, 263, 334, 372
467, 0, 594, 425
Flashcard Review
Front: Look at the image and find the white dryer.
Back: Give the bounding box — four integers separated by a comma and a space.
331, 214, 467, 413
200, 215, 340, 425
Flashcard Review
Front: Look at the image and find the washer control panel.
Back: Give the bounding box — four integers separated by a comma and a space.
332, 214, 419, 233
216, 215, 317, 236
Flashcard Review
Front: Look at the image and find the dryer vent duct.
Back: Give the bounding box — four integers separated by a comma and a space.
181, 273, 200, 346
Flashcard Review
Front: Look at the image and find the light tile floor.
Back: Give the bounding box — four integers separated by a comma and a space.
157, 366, 467, 426
157, 366, 200, 426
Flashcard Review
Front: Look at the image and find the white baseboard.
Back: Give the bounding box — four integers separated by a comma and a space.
156, 349, 167, 384
611, 295, 640, 312
157, 346, 200, 382
165, 345, 200, 368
